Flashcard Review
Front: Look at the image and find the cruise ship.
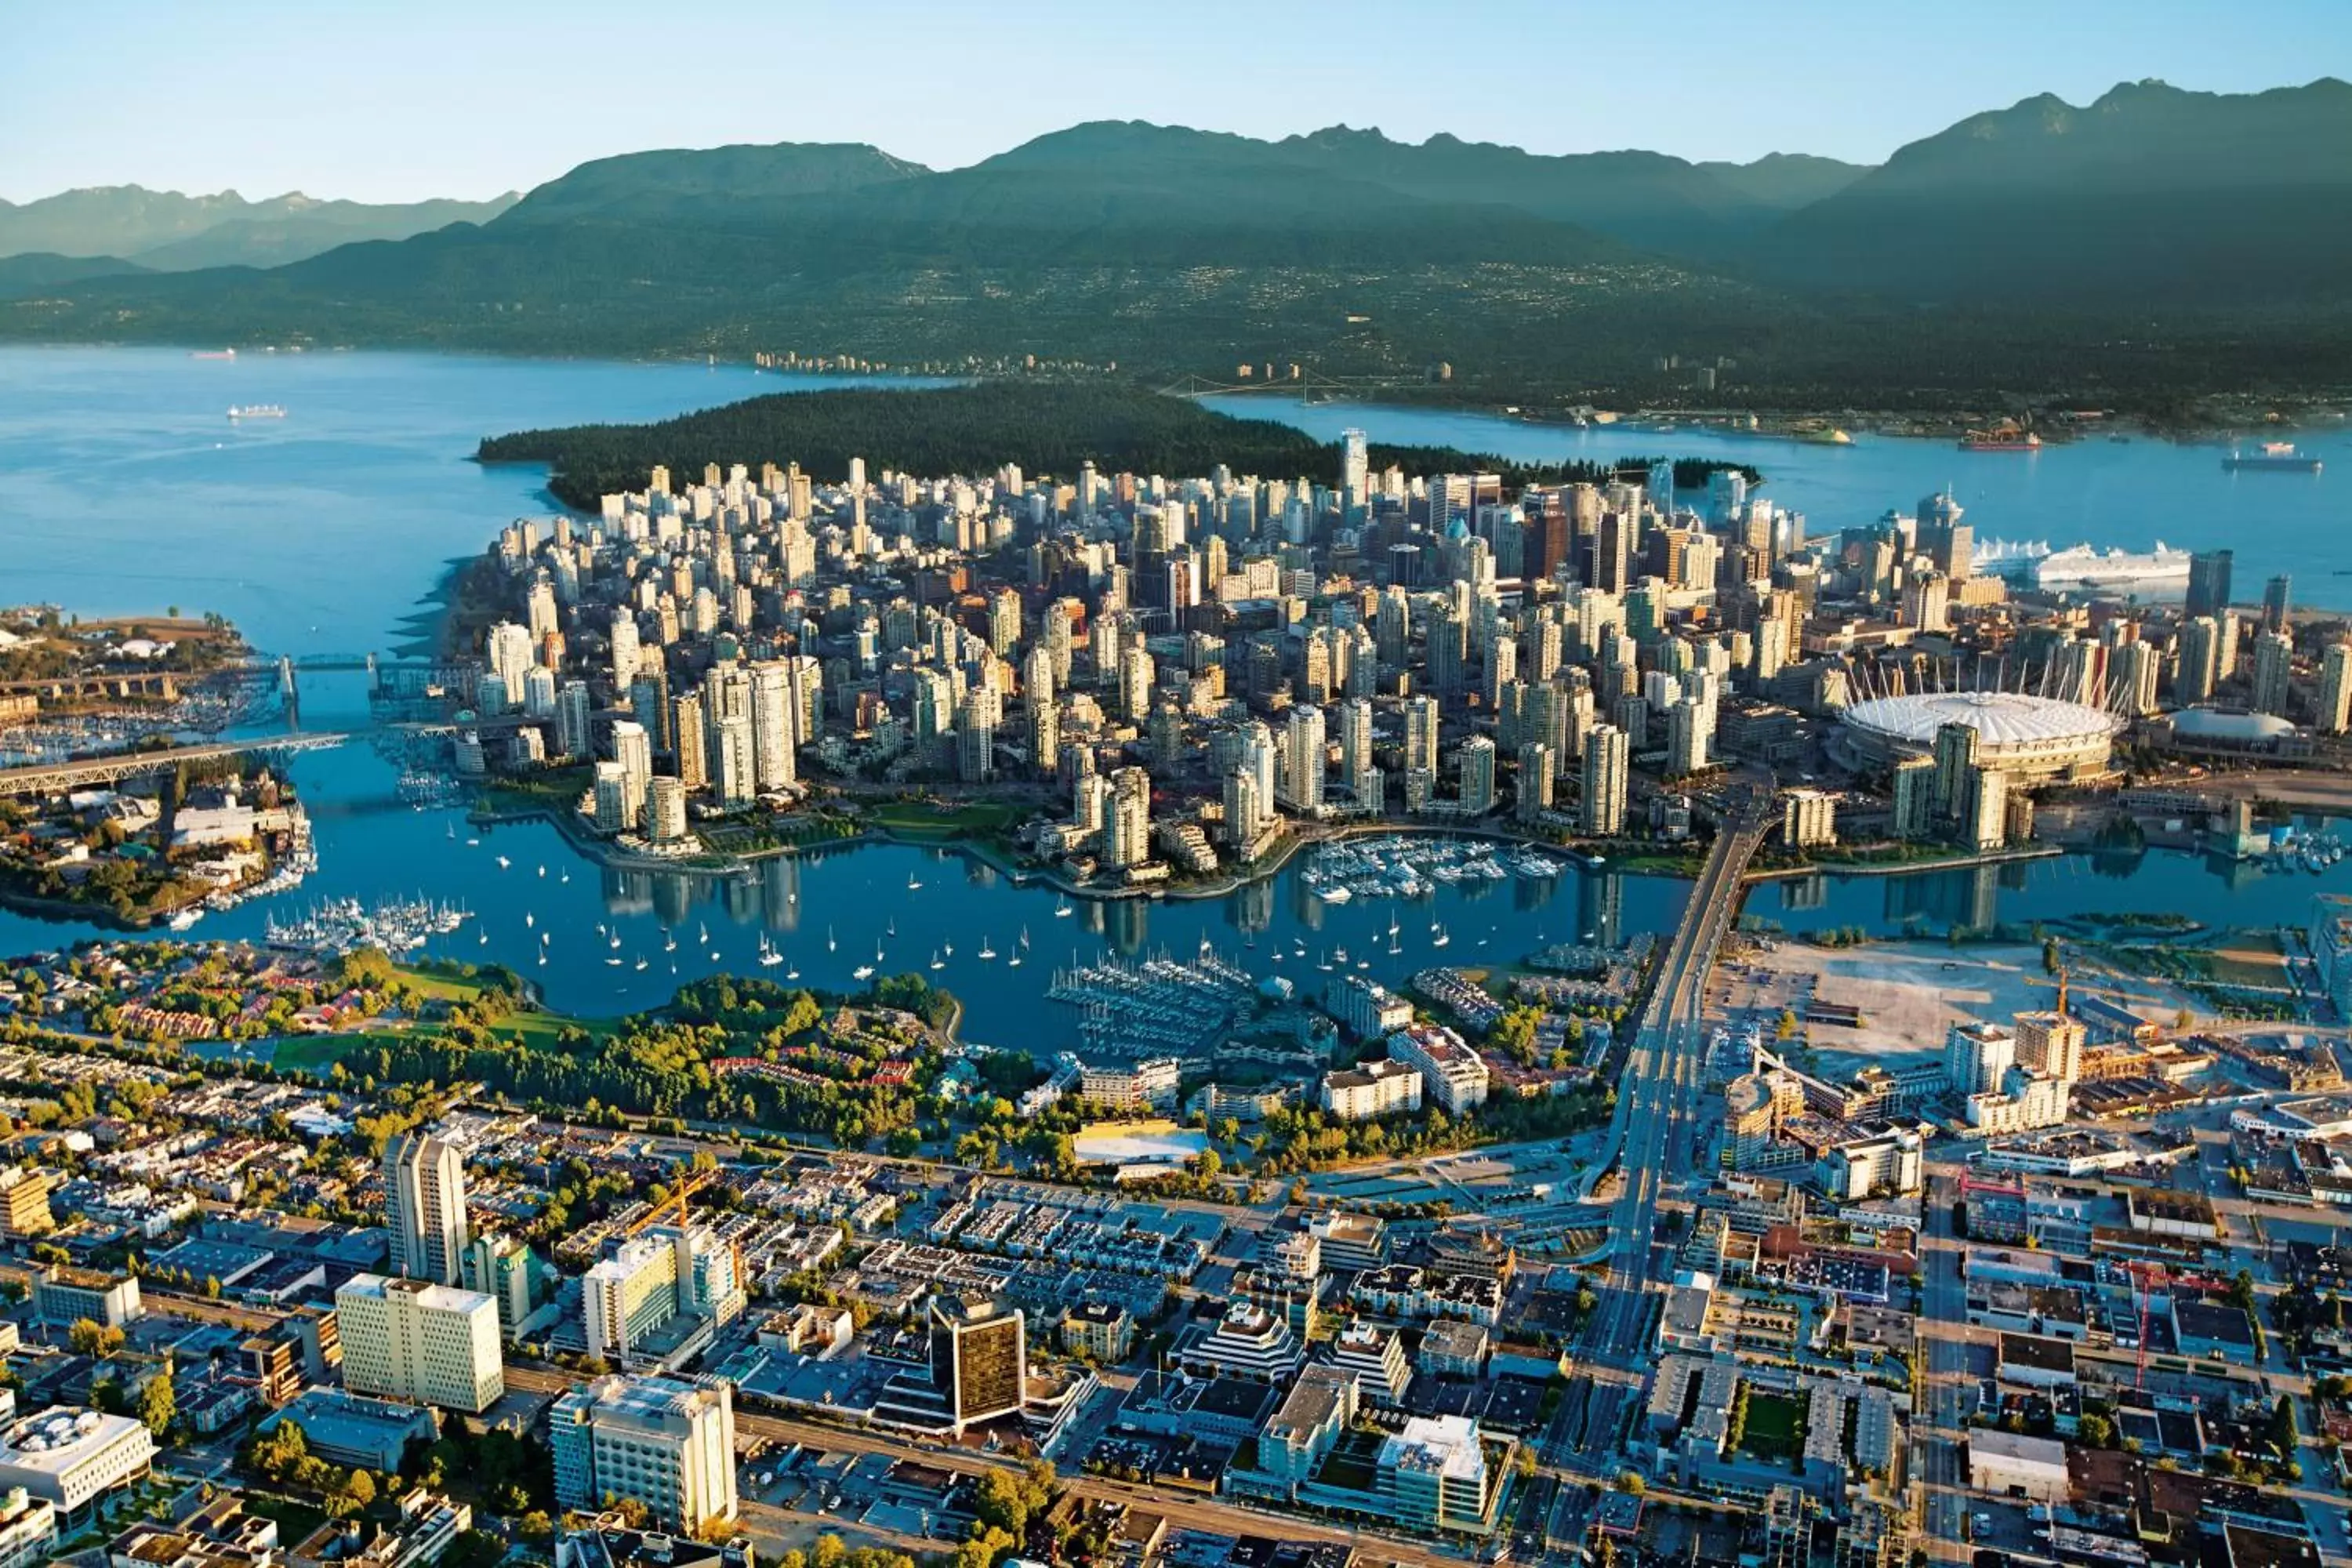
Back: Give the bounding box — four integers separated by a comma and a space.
2034, 542, 2193, 592
2223, 441, 2322, 474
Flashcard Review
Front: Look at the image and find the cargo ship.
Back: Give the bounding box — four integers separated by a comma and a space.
2223, 441, 2322, 474
2034, 542, 2193, 593
227, 405, 286, 420
1961, 428, 2042, 452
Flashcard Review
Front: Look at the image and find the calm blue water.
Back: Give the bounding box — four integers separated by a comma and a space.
1751, 826, 2352, 938
1200, 395, 2350, 606
0, 347, 2339, 1047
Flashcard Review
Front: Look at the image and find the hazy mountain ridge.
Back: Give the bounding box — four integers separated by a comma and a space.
5, 80, 2350, 405
1755, 77, 2352, 299
0, 186, 521, 270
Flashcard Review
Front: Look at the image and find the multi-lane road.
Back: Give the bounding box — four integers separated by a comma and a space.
1541, 794, 1770, 1472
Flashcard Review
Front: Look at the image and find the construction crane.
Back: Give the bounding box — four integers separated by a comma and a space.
622, 1163, 719, 1237
620, 1163, 746, 1294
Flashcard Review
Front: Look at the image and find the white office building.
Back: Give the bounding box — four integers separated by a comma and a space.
334, 1274, 505, 1414
549, 1375, 738, 1532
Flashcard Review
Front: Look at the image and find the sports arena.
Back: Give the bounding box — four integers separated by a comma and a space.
1834, 690, 2122, 782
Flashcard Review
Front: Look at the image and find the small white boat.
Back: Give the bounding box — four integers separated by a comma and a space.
699, 922, 709, 942
561, 870, 570, 884
827, 926, 837, 952
495, 855, 511, 869
930, 949, 944, 971
605, 956, 622, 967
663, 931, 677, 952
978, 936, 998, 960
853, 963, 876, 981
466, 837, 480, 847
634, 957, 648, 971
537, 864, 546, 878
524, 913, 535, 928
539, 953, 548, 966
1054, 898, 1073, 918
908, 873, 924, 891
477, 931, 488, 946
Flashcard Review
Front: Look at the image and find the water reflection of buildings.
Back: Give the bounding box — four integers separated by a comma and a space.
1778, 874, 1828, 913
1882, 862, 2002, 931
1102, 898, 1149, 956
1577, 871, 1625, 949
650, 869, 693, 931
1290, 873, 1327, 932
1229, 878, 1275, 936
762, 858, 803, 933
602, 866, 655, 918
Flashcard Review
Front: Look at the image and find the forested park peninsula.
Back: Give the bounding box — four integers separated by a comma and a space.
476, 383, 1759, 510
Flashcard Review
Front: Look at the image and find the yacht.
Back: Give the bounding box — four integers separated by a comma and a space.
853, 961, 876, 981
908, 872, 924, 891
759, 936, 782, 967
634, 957, 648, 971
495, 855, 511, 869
1054, 898, 1073, 918
524, 913, 534, 928
465, 837, 479, 847
605, 956, 623, 967
978, 936, 998, 960
1432, 924, 1451, 948
663, 931, 677, 952
930, 949, 945, 971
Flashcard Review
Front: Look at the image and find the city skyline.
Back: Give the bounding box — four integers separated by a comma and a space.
5, 0, 2350, 203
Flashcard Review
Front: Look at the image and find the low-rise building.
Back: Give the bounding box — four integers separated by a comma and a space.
1061, 1301, 1135, 1363
1319, 1059, 1422, 1122
0, 1406, 154, 1526
1388, 1024, 1489, 1115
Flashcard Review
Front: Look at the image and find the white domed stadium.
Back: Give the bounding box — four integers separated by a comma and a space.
1835, 690, 2122, 781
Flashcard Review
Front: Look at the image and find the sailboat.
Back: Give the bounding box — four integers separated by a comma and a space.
446, 822, 455, 840
978, 935, 998, 960
634, 956, 649, 971
537, 864, 546, 878
698, 921, 709, 943
1054, 898, 1073, 918
608, 931, 621, 949
827, 926, 837, 953
1432, 924, 1451, 949
758, 935, 782, 967
539, 952, 548, 966
930, 948, 945, 971
524, 913, 535, 928
561, 870, 570, 884
495, 855, 511, 869
478, 931, 488, 946
908, 871, 924, 891
663, 931, 677, 952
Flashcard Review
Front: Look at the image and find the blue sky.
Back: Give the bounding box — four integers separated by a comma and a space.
5, 0, 2347, 202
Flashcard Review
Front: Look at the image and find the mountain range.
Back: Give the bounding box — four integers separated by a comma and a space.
5, 78, 2348, 406
0, 186, 519, 272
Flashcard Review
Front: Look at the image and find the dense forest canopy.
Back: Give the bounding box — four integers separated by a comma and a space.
478, 383, 1758, 509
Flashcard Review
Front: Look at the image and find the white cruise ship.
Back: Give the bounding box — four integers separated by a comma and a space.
2034, 542, 2193, 592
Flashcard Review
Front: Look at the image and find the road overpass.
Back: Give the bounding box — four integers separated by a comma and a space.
1544, 790, 1770, 1468
0, 731, 350, 796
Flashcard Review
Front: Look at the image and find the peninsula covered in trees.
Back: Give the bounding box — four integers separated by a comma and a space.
477, 382, 1757, 510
